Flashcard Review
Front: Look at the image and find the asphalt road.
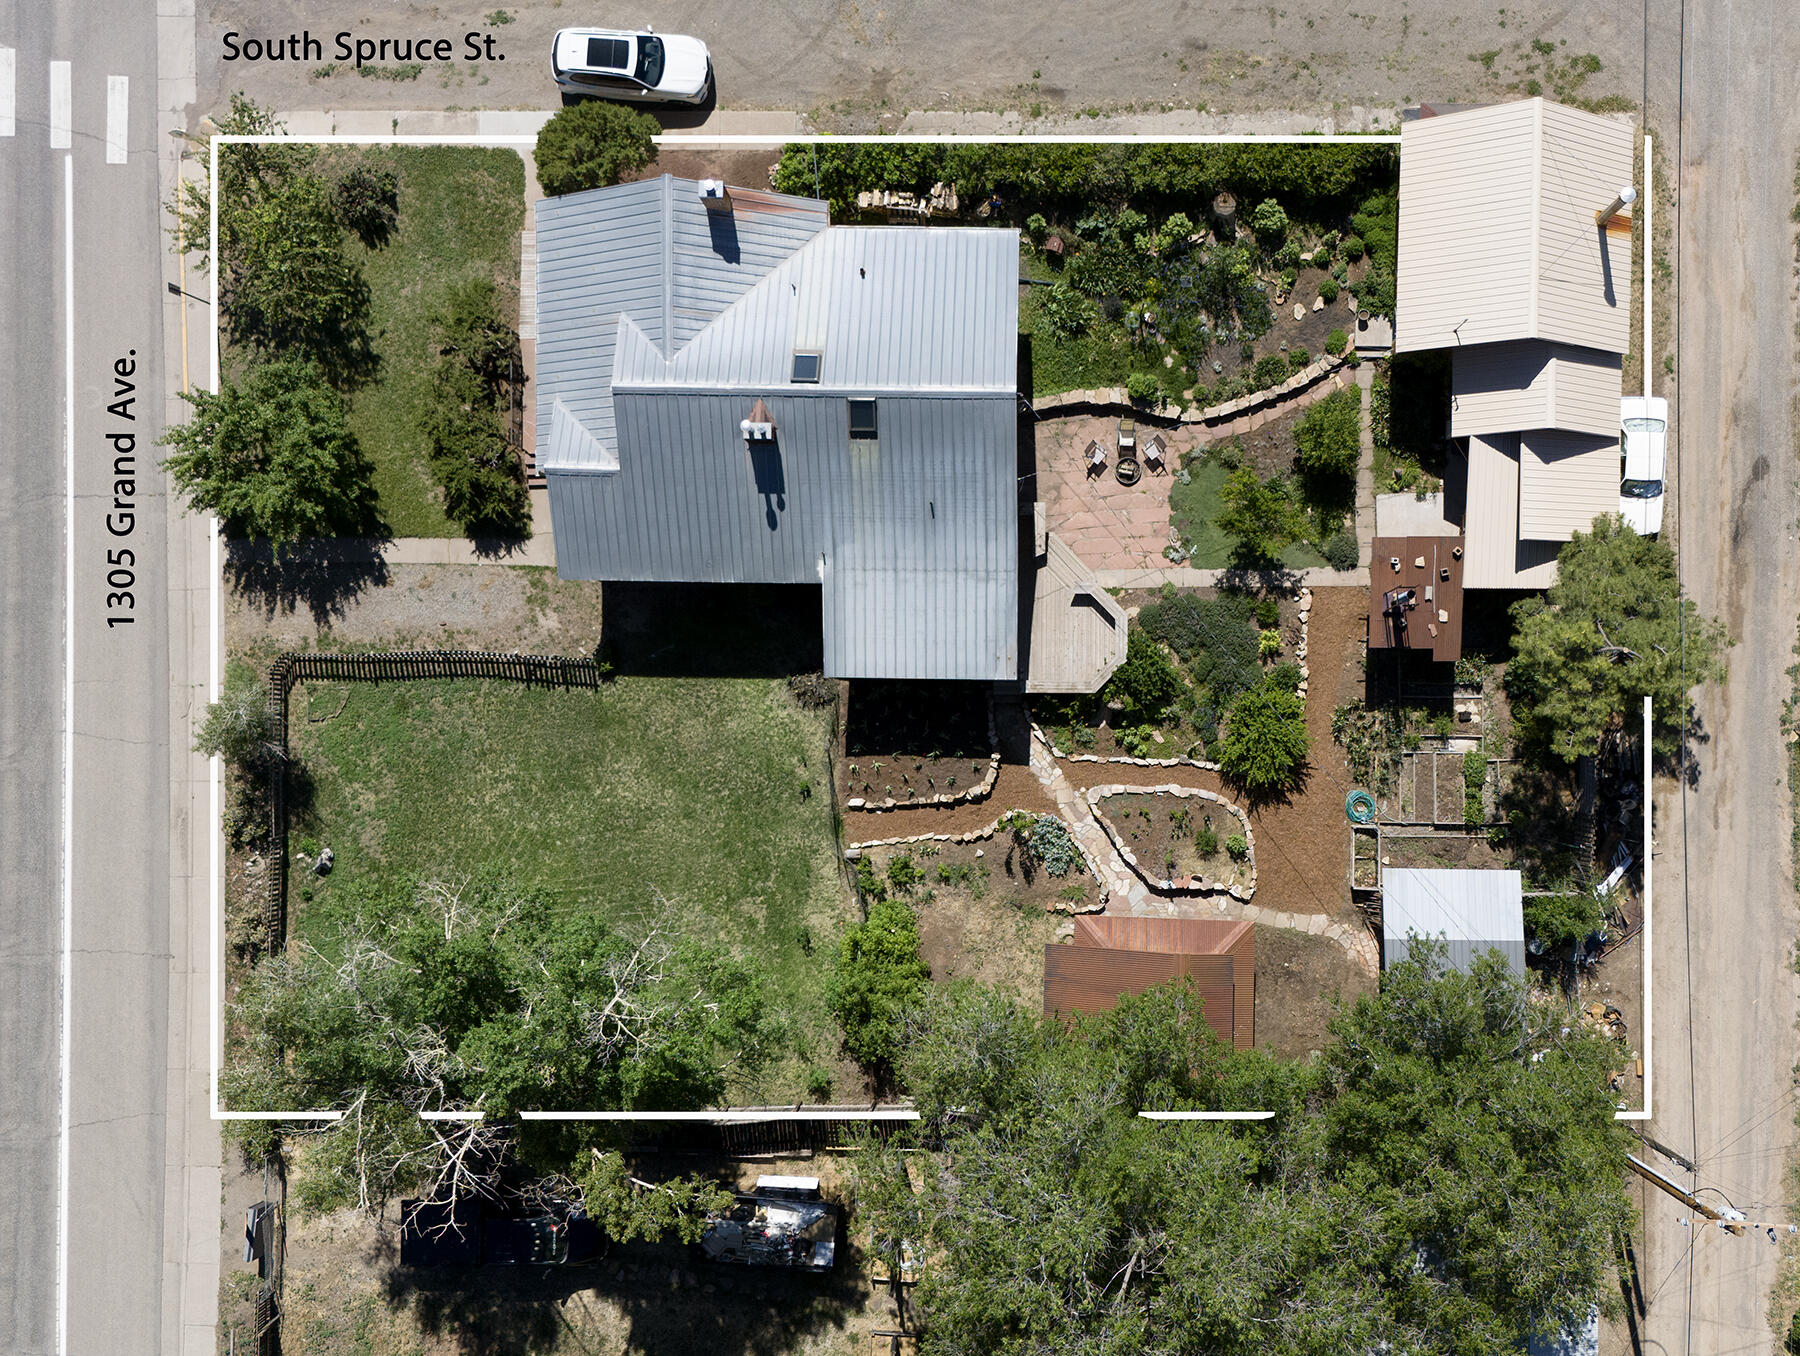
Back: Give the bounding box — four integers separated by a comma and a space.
1631, 1, 1800, 1353
0, 3, 184, 1353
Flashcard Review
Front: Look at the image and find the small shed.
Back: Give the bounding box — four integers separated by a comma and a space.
1043, 916, 1253, 1049
1381, 867, 1525, 975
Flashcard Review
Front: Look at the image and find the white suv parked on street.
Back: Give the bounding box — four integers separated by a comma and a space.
551, 28, 713, 105
1618, 395, 1668, 537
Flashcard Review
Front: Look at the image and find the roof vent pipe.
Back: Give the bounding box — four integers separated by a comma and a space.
698, 178, 732, 214
1596, 185, 1636, 227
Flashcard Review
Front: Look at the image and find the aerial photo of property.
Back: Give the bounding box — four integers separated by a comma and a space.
3, 5, 1796, 1356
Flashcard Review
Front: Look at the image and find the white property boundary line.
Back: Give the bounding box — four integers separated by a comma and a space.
58, 148, 74, 1356
205, 128, 1652, 1128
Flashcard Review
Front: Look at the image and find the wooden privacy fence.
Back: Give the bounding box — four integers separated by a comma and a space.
260, 650, 613, 948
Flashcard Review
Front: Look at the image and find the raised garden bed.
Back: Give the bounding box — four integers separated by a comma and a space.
1093, 787, 1252, 893
840, 679, 998, 809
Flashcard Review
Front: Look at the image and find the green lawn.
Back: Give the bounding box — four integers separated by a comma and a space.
1168, 458, 1328, 569
287, 674, 856, 1101
336, 146, 525, 537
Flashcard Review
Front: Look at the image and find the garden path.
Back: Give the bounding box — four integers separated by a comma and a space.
1354, 363, 1376, 569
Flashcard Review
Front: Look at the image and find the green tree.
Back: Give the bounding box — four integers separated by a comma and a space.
1294, 386, 1362, 479
1038, 280, 1097, 339
1250, 196, 1289, 243
1104, 627, 1184, 716
1219, 679, 1309, 796
167, 93, 316, 264
158, 360, 380, 551
1523, 891, 1609, 948
224, 172, 371, 362
575, 1150, 736, 1245
828, 895, 931, 1075
193, 664, 272, 768
422, 279, 531, 537
1505, 516, 1730, 760
534, 99, 660, 196
1216, 467, 1307, 564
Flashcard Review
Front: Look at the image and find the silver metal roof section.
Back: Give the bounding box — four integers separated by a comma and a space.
1395, 98, 1635, 355
1450, 340, 1623, 439
534, 175, 829, 470
1381, 867, 1526, 975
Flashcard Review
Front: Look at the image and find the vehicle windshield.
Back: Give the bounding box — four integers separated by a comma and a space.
1622, 417, 1665, 433
1621, 479, 1664, 499
634, 35, 665, 85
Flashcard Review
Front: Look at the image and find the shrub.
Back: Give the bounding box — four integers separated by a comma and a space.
1219, 681, 1310, 796
1320, 278, 1342, 306
1216, 468, 1307, 565
1250, 197, 1289, 243
1252, 352, 1291, 389
1258, 629, 1283, 661
1040, 281, 1097, 339
332, 164, 399, 247
1279, 267, 1298, 291
1025, 211, 1050, 244
194, 667, 273, 768
1125, 371, 1162, 406
1009, 813, 1082, 878
1288, 347, 1310, 371
1274, 238, 1304, 269
805, 1066, 834, 1101
1136, 590, 1264, 700
1194, 825, 1219, 856
1105, 627, 1184, 716
1295, 387, 1362, 479
534, 99, 659, 196
1342, 234, 1365, 261
1254, 596, 1280, 628
1268, 661, 1303, 691
1522, 891, 1608, 949
421, 279, 531, 537
1323, 530, 1360, 571
827, 896, 931, 1073
1324, 323, 1347, 353
1226, 833, 1250, 862
887, 854, 924, 894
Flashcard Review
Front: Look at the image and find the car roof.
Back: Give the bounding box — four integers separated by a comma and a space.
554, 28, 640, 68
1619, 394, 1668, 422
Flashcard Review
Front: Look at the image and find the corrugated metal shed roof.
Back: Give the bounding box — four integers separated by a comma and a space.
620, 226, 1020, 394
534, 176, 828, 469
1381, 867, 1525, 974
1042, 948, 1241, 1049
1395, 99, 1634, 354
1450, 340, 1623, 438
1066, 917, 1254, 1050
1023, 532, 1128, 693
1518, 429, 1620, 541
1459, 433, 1561, 589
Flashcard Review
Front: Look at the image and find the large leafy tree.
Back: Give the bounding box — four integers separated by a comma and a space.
421, 278, 531, 538
158, 360, 381, 551
1505, 516, 1730, 760
1216, 467, 1307, 565
224, 171, 371, 359
1294, 385, 1362, 479
828, 879, 931, 1076
534, 99, 660, 197
226, 876, 780, 1214
1219, 678, 1310, 797
863, 950, 1633, 1356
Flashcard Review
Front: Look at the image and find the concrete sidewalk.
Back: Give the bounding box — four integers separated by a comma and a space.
274, 108, 805, 138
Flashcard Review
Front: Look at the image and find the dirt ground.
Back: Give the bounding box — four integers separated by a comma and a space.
273, 1152, 887, 1356
1096, 790, 1249, 890
862, 839, 1072, 1009
1253, 923, 1374, 1060
195, 0, 1652, 133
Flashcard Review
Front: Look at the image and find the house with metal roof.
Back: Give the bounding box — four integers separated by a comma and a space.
534, 174, 1123, 689
1380, 867, 1526, 975
1390, 98, 1637, 593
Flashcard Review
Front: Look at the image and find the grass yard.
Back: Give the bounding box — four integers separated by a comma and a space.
333, 146, 525, 538
287, 673, 858, 1103
1168, 456, 1328, 569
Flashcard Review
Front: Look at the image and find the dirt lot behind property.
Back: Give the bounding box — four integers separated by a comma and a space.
1254, 924, 1375, 1060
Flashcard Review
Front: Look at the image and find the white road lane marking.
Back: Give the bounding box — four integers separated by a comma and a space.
0, 48, 16, 137
59, 150, 74, 1356
105, 75, 126, 164
49, 60, 70, 148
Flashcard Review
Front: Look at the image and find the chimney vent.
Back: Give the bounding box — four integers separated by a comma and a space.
1596, 185, 1636, 227
740, 398, 775, 442
699, 179, 731, 214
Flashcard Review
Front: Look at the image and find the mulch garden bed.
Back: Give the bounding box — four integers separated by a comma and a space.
1095, 790, 1250, 890
839, 679, 996, 807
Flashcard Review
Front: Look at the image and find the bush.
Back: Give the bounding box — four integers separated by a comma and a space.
195, 667, 273, 768
1040, 281, 1098, 340
1226, 833, 1250, 862
1268, 661, 1302, 692
1009, 813, 1082, 878
1274, 238, 1304, 269
1025, 212, 1050, 244
1522, 891, 1608, 949
1288, 348, 1310, 371
1219, 681, 1310, 796
332, 164, 399, 246
534, 99, 659, 196
1463, 749, 1486, 824
1250, 197, 1289, 243
1342, 234, 1365, 261
1254, 596, 1280, 628
1324, 323, 1347, 353
1323, 530, 1360, 571
827, 896, 931, 1074
887, 854, 925, 894
1194, 825, 1219, 856
1295, 387, 1362, 479
421, 279, 531, 537
1320, 278, 1342, 306
1252, 353, 1291, 389
1258, 629, 1282, 661
1105, 627, 1184, 716
1279, 267, 1298, 291
1125, 371, 1162, 406
1216, 468, 1307, 565
1137, 590, 1264, 700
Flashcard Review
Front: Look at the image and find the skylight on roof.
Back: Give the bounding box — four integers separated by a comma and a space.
790, 352, 822, 384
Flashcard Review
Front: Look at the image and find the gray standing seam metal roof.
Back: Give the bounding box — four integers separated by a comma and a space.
534, 176, 829, 470
1381, 867, 1526, 975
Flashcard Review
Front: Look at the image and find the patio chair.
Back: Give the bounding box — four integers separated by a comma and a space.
1143, 434, 1167, 473
1084, 439, 1107, 477
1118, 417, 1137, 451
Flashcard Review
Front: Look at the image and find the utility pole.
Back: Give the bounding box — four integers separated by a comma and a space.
1627, 1154, 1745, 1235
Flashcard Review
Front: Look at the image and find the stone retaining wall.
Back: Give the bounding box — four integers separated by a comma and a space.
1031, 353, 1352, 424
844, 695, 1003, 812
845, 809, 1110, 913
1088, 783, 1257, 899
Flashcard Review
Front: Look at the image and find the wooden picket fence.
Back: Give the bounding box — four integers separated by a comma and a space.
261, 650, 613, 947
